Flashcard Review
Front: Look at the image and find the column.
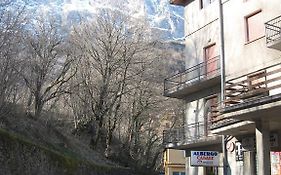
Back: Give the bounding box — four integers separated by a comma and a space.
255, 120, 271, 175
244, 151, 255, 175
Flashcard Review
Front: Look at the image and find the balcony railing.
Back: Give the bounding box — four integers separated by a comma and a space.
210, 111, 240, 130
164, 56, 220, 96
163, 122, 209, 147
208, 99, 240, 130
223, 62, 281, 113
265, 15, 281, 48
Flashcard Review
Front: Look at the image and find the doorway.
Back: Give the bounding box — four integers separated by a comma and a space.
204, 44, 218, 78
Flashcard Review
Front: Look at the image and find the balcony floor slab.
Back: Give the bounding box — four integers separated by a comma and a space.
223, 98, 281, 123
211, 121, 255, 136
165, 76, 221, 101
165, 135, 222, 151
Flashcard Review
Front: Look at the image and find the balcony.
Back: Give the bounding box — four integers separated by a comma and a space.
218, 62, 281, 131
164, 56, 221, 100
163, 122, 221, 150
265, 15, 281, 50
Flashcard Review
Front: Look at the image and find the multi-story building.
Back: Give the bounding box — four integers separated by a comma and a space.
163, 149, 186, 175
163, 0, 281, 175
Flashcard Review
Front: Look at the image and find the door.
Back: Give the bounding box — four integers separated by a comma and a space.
204, 44, 217, 78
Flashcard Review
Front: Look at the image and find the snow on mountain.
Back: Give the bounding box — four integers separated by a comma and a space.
18, 0, 184, 40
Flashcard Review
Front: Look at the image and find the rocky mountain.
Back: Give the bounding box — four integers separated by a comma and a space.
16, 0, 184, 40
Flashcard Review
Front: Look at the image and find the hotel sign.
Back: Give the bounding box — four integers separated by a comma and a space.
190, 151, 219, 167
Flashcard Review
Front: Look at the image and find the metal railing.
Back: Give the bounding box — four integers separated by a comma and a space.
265, 15, 281, 45
163, 122, 209, 146
164, 56, 220, 95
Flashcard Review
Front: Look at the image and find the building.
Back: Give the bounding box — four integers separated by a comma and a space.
164, 149, 186, 175
163, 0, 281, 175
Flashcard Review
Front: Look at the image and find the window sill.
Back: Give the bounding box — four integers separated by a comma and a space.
244, 35, 265, 45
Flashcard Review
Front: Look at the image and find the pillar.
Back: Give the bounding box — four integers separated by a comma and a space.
255, 120, 271, 175
244, 151, 255, 175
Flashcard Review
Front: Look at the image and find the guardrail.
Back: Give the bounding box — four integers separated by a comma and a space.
163, 122, 208, 146
265, 15, 281, 45
164, 56, 220, 95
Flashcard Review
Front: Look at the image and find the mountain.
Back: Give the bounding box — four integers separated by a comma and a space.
18, 0, 184, 40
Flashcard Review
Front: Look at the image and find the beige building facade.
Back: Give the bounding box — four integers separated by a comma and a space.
163, 0, 281, 175
164, 149, 186, 175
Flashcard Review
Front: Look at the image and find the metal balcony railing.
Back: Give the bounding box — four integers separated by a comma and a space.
265, 15, 281, 45
164, 56, 220, 95
163, 122, 209, 146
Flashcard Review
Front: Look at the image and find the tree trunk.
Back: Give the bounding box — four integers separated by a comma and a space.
91, 117, 103, 149
34, 98, 43, 118
104, 127, 113, 158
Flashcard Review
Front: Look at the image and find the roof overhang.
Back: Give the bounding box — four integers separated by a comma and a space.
169, 0, 193, 6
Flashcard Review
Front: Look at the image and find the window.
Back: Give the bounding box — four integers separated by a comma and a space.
200, 0, 216, 9
172, 172, 185, 175
245, 10, 264, 42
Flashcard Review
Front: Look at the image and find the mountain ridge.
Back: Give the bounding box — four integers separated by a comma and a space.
17, 0, 184, 40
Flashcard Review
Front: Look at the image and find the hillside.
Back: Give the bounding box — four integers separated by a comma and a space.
0, 106, 134, 175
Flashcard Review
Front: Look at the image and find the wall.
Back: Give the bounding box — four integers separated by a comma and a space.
183, 0, 221, 128
184, 0, 220, 67
164, 149, 185, 175
222, 0, 281, 80
167, 149, 186, 164
179, 0, 281, 174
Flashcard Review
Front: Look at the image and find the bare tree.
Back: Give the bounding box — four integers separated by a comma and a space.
107, 41, 186, 173
17, 16, 77, 117
0, 2, 26, 113
70, 10, 156, 153
66, 9, 185, 173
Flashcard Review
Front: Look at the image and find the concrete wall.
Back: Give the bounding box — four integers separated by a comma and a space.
185, 100, 204, 125
184, 0, 220, 67
222, 0, 281, 80
180, 0, 281, 175
182, 0, 221, 129
184, 0, 281, 80
183, 0, 220, 134
167, 149, 186, 164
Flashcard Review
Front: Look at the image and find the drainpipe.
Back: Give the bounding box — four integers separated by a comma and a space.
218, 0, 227, 174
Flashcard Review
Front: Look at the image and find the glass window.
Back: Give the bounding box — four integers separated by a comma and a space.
245, 11, 264, 42
172, 172, 185, 175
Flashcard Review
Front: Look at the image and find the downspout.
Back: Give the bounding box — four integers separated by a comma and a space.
218, 0, 227, 174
